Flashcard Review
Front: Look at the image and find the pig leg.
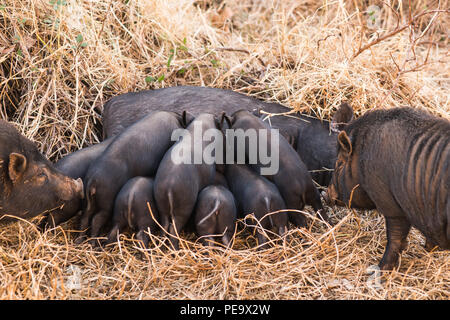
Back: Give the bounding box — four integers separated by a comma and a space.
424, 238, 439, 252
196, 215, 217, 247
159, 214, 179, 249
105, 225, 120, 245
288, 211, 307, 228
75, 213, 92, 244
306, 187, 330, 223
89, 210, 110, 246
201, 236, 216, 247
105, 218, 127, 245
255, 216, 271, 250
256, 230, 270, 250
38, 213, 53, 231
168, 223, 180, 250
222, 232, 232, 248
136, 229, 150, 249
379, 216, 411, 271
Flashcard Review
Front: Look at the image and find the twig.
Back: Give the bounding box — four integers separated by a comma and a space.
352, 9, 449, 59
214, 47, 266, 67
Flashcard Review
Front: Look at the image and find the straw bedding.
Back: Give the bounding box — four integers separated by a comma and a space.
0, 0, 448, 299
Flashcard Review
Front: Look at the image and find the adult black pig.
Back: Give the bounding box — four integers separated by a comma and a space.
0, 120, 83, 222
326, 107, 449, 271
227, 110, 328, 227
77, 111, 191, 245
153, 113, 221, 250
42, 138, 113, 229
101, 86, 354, 187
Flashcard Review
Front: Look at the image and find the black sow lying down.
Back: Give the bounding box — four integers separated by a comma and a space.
101, 86, 354, 187
327, 107, 449, 270
0, 120, 83, 222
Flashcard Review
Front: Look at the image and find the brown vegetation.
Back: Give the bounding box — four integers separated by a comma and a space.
0, 0, 448, 299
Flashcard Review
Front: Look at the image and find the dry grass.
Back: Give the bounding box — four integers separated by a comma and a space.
0, 0, 448, 299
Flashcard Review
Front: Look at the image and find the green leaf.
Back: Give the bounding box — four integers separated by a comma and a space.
145, 76, 156, 83
76, 34, 83, 43
167, 50, 174, 67
80, 42, 88, 48
157, 75, 165, 82
211, 59, 218, 67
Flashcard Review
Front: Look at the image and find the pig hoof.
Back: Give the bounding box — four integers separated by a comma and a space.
424, 239, 440, 252
316, 209, 332, 225
74, 235, 87, 245
88, 238, 105, 249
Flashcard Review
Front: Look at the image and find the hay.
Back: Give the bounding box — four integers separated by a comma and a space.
0, 0, 448, 299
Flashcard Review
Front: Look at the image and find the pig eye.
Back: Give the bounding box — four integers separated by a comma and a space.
38, 172, 49, 182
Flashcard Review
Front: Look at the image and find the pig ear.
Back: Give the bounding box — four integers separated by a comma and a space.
251, 107, 262, 117
331, 102, 354, 132
286, 135, 295, 148
8, 152, 27, 183
219, 112, 232, 130
181, 111, 195, 128
338, 131, 352, 156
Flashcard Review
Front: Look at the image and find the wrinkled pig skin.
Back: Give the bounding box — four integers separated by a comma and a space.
327, 107, 449, 270
0, 120, 83, 223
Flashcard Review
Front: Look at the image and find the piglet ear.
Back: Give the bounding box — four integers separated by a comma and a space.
251, 107, 262, 117
331, 102, 354, 132
181, 110, 195, 128
286, 134, 296, 148
219, 112, 232, 130
8, 152, 27, 183
338, 131, 352, 156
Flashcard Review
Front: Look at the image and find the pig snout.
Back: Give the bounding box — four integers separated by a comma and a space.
321, 190, 332, 206
74, 178, 84, 199
324, 185, 348, 207
324, 186, 338, 206
58, 176, 84, 201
